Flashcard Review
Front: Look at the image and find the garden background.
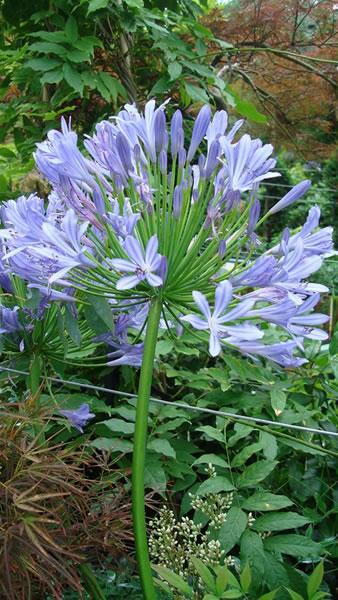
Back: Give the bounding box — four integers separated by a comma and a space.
0, 1, 337, 599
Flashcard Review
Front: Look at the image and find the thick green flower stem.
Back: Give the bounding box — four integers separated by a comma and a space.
132, 295, 162, 600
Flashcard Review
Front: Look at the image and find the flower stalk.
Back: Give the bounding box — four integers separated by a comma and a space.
132, 295, 162, 600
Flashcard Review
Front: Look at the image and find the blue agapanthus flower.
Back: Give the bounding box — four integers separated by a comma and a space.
59, 403, 95, 433
0, 99, 333, 368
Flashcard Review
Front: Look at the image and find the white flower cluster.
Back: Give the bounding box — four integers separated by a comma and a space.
189, 491, 234, 530
149, 506, 224, 582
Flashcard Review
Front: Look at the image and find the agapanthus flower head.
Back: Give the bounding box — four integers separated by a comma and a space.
1, 99, 332, 368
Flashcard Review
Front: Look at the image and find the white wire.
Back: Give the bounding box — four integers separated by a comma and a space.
1, 366, 337, 438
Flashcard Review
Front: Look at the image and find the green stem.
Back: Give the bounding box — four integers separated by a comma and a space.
132, 295, 162, 600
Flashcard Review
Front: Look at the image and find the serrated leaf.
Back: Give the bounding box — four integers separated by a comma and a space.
63, 63, 84, 95
191, 557, 215, 592
87, 0, 110, 14
253, 512, 311, 532
147, 438, 176, 458
40, 69, 64, 85
26, 58, 62, 71
196, 476, 234, 496
184, 82, 209, 104
168, 61, 182, 81
241, 493, 293, 512
29, 41, 67, 55
68, 50, 91, 63
100, 418, 135, 435
264, 535, 322, 558
223, 355, 273, 384
307, 561, 324, 597
149, 75, 171, 96
65, 16, 78, 43
152, 565, 193, 596
64, 304, 81, 346
90, 437, 132, 452
218, 507, 247, 553
193, 454, 229, 468
30, 30, 68, 43
237, 460, 277, 488
221, 591, 243, 598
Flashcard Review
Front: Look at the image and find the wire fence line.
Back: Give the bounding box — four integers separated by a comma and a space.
1, 366, 337, 438
263, 181, 337, 193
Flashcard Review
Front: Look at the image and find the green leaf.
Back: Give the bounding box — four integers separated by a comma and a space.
218, 507, 247, 553
240, 563, 251, 593
264, 535, 322, 558
40, 69, 64, 85
237, 460, 277, 488
65, 16, 78, 43
144, 458, 166, 492
193, 454, 229, 468
149, 75, 171, 96
26, 58, 62, 71
184, 82, 209, 104
90, 437, 133, 452
63, 63, 84, 95
152, 565, 194, 597
240, 530, 265, 579
270, 385, 287, 416
215, 567, 228, 595
100, 418, 135, 435
147, 438, 176, 458
156, 339, 174, 356
285, 589, 304, 600
68, 50, 91, 63
87, 0, 110, 14
241, 493, 293, 512
196, 476, 234, 496
231, 442, 262, 467
30, 30, 68, 43
259, 431, 278, 461
168, 61, 182, 81
221, 591, 243, 598
87, 295, 114, 330
64, 304, 81, 346
253, 512, 311, 532
307, 561, 324, 597
257, 592, 278, 600
29, 41, 67, 55
197, 425, 224, 443
191, 557, 215, 592
223, 355, 273, 384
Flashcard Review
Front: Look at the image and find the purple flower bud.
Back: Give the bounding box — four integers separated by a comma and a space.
116, 131, 133, 174
187, 105, 211, 163
248, 199, 261, 233
173, 184, 183, 218
198, 154, 206, 178
204, 139, 220, 178
158, 255, 168, 283
154, 109, 167, 155
218, 239, 226, 258
268, 180, 311, 215
170, 110, 183, 157
178, 148, 186, 169
159, 149, 167, 174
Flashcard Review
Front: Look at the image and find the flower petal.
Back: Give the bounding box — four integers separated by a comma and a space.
116, 274, 141, 290
192, 290, 211, 319
209, 332, 221, 357
145, 272, 162, 287
180, 314, 208, 330
214, 280, 232, 318
123, 235, 144, 265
